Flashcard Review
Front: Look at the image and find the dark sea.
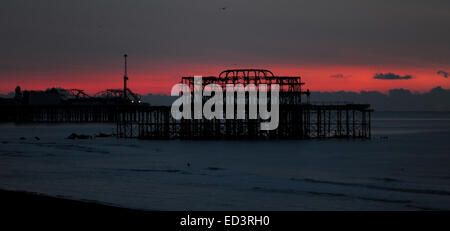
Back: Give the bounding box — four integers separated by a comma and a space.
0, 111, 449, 210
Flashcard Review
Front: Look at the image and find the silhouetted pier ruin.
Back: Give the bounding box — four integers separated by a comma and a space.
0, 66, 372, 139
116, 69, 372, 139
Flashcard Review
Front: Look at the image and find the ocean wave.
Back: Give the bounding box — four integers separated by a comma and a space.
252, 187, 411, 204
291, 178, 450, 196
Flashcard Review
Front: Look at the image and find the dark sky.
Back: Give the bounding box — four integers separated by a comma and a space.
1, 0, 450, 93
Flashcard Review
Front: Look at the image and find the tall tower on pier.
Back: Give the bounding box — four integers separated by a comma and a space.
123, 54, 128, 99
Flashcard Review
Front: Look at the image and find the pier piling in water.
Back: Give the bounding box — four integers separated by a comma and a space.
115, 104, 371, 139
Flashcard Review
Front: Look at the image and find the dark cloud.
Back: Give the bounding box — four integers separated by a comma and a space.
311, 86, 450, 111
437, 70, 449, 78
373, 73, 413, 80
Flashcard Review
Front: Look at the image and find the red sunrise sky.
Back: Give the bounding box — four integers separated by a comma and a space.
1, 1, 449, 95
2, 61, 448, 95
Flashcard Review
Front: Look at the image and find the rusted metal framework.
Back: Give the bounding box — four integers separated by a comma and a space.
181, 69, 310, 105
116, 69, 372, 139
93, 88, 141, 103
68, 89, 91, 99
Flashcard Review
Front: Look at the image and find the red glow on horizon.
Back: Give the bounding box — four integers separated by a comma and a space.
1, 62, 449, 95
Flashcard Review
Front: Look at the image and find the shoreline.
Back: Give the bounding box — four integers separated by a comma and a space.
0, 189, 152, 218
